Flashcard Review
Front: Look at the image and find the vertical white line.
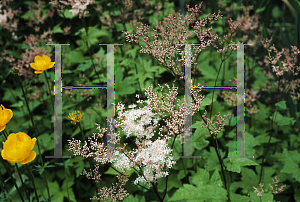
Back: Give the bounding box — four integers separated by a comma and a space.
46, 44, 71, 159
184, 44, 193, 157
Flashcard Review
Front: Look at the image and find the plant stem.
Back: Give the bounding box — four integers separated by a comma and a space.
0, 168, 12, 202
0, 157, 25, 202
81, 18, 101, 82
63, 159, 70, 202
78, 122, 101, 202
25, 164, 39, 202
3, 130, 30, 201
16, 74, 51, 201
259, 77, 281, 183
15, 163, 31, 201
151, 182, 163, 202
44, 71, 54, 112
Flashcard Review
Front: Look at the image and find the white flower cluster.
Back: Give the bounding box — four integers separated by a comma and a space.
109, 139, 175, 186
69, 0, 95, 18
116, 101, 160, 142
111, 103, 176, 186
132, 139, 176, 186
111, 150, 133, 172
0, 14, 7, 25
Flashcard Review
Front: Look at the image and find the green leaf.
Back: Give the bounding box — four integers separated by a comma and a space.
177, 170, 195, 180
199, 64, 218, 80
169, 167, 227, 201
62, 9, 76, 19
74, 157, 85, 178
256, 6, 266, 13
20, 10, 34, 20
244, 131, 260, 156
200, 92, 217, 110
123, 195, 145, 202
53, 22, 63, 34
54, 159, 73, 169
77, 59, 92, 71
272, 6, 281, 18
104, 166, 120, 175
45, 178, 77, 202
61, 177, 76, 201
223, 114, 236, 126
79, 26, 109, 45
62, 69, 73, 74
270, 112, 296, 126
275, 100, 287, 110
192, 121, 209, 150
210, 170, 224, 187
272, 148, 300, 182
38, 133, 52, 149
115, 22, 124, 32
166, 172, 182, 192
9, 101, 23, 108
204, 147, 226, 172
125, 46, 140, 59
115, 68, 136, 100
120, 58, 136, 67
33, 163, 56, 175
230, 167, 258, 194
70, 127, 80, 138
223, 151, 259, 173
67, 50, 85, 64
145, 65, 167, 75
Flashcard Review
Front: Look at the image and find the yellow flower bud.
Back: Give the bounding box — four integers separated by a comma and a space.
1, 132, 37, 164
0, 104, 13, 132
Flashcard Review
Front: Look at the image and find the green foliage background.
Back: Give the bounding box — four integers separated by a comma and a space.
0, 0, 299, 201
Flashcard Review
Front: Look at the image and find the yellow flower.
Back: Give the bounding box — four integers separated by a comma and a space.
69, 111, 84, 125
0, 104, 13, 132
30, 55, 55, 74
1, 132, 37, 164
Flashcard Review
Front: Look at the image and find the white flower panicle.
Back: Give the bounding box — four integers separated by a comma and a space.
115, 102, 160, 141
133, 139, 176, 185
67, 82, 204, 200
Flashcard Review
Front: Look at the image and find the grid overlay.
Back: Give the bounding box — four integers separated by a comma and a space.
45, 44, 122, 159
45, 43, 252, 160
174, 43, 253, 159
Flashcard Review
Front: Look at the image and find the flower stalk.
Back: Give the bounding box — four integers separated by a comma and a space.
14, 163, 30, 201
25, 164, 40, 202
0, 168, 12, 202
78, 121, 101, 202
15, 74, 51, 201
44, 70, 54, 112
0, 155, 25, 202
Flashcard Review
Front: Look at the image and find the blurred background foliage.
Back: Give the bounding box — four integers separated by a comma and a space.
0, 0, 299, 201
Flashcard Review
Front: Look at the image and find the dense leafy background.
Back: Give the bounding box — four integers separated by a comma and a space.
0, 0, 299, 201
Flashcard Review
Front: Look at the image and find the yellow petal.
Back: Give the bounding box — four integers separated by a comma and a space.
35, 59, 46, 69
30, 138, 37, 150
0, 105, 12, 127
3, 109, 12, 124
42, 55, 51, 63
3, 134, 23, 160
19, 151, 36, 164
46, 62, 55, 69
34, 55, 43, 63
1, 147, 8, 160
30, 63, 39, 70
0, 125, 5, 132
16, 132, 34, 154
1, 149, 19, 164
2, 132, 37, 164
